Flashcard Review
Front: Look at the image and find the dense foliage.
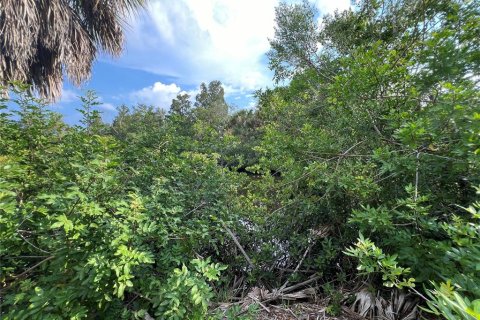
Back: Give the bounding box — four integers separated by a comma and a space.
0, 86, 234, 319
1, 0, 479, 319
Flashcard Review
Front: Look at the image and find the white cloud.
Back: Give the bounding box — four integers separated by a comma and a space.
222, 83, 247, 97
313, 0, 351, 15
130, 82, 182, 109
130, 80, 249, 109
60, 88, 79, 104
246, 100, 257, 110
121, 0, 277, 91
99, 103, 116, 111
119, 0, 351, 96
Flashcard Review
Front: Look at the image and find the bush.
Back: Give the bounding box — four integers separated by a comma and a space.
0, 89, 230, 319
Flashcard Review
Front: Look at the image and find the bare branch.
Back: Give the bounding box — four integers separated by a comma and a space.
11, 255, 54, 279
222, 222, 255, 270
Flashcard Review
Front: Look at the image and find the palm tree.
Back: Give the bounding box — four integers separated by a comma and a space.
0, 0, 145, 101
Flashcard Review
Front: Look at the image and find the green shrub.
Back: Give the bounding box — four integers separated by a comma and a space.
0, 89, 230, 319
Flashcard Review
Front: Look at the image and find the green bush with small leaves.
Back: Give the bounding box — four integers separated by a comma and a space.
0, 88, 231, 319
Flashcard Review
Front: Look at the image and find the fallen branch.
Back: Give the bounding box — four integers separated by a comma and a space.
275, 267, 315, 274
222, 222, 255, 269
232, 278, 321, 318
280, 276, 321, 295
279, 243, 314, 292
260, 276, 321, 303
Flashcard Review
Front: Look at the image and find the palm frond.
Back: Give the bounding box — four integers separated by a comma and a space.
0, 0, 144, 101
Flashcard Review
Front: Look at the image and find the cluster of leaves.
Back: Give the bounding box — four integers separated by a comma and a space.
345, 234, 415, 289
422, 188, 480, 319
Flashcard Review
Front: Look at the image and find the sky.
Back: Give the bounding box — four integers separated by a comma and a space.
57, 0, 351, 123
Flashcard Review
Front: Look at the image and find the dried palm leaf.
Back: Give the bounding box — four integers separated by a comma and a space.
0, 0, 145, 101
350, 288, 418, 320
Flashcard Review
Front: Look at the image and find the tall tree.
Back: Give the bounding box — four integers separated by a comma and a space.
267, 1, 322, 83
194, 81, 229, 131
169, 92, 193, 117
0, 0, 145, 100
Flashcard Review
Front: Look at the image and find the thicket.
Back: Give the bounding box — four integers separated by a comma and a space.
1, 0, 479, 319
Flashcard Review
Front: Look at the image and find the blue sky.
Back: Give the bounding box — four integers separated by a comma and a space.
56, 0, 351, 123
